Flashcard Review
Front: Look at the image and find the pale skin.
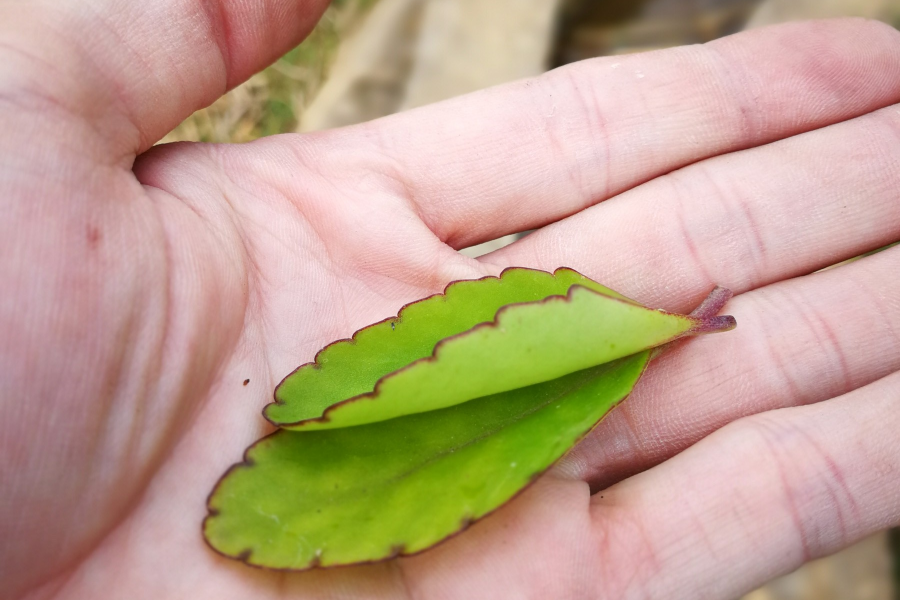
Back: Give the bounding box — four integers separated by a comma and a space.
2, 0, 899, 596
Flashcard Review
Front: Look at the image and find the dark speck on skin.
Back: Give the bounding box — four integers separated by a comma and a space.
243, 379, 250, 386
86, 225, 101, 249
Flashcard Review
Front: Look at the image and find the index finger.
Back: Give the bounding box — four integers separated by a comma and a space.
347, 19, 900, 248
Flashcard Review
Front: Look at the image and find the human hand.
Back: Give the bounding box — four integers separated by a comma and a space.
2, 1, 899, 597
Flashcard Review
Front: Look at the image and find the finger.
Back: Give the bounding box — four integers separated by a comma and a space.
488, 102, 900, 313
557, 244, 900, 491
588, 369, 900, 599
1, 0, 330, 154
348, 19, 900, 248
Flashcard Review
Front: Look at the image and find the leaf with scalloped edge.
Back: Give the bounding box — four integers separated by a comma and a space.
206, 352, 650, 569
204, 271, 736, 570
266, 268, 729, 431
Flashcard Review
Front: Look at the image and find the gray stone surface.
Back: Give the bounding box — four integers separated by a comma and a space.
300, 0, 424, 131
744, 533, 894, 600
747, 0, 899, 28
301, 0, 560, 132
400, 0, 559, 110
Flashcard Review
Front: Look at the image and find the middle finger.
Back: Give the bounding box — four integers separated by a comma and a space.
485, 103, 900, 312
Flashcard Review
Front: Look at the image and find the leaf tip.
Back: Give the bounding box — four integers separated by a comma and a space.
691, 314, 737, 335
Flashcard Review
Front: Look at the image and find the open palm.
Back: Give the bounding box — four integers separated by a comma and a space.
3, 2, 900, 598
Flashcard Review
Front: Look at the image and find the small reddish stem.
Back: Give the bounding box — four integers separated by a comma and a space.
690, 314, 737, 335
689, 286, 733, 320
651, 286, 736, 360
689, 286, 736, 335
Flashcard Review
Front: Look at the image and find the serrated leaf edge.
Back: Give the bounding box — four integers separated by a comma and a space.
204, 353, 650, 572
267, 269, 716, 430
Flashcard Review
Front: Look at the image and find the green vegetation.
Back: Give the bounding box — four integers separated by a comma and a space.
205, 269, 735, 569
161, 0, 378, 143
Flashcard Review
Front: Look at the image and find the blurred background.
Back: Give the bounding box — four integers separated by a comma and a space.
162, 1, 900, 598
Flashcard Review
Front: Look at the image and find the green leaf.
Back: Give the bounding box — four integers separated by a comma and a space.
205, 269, 736, 570
205, 353, 649, 570
266, 268, 714, 431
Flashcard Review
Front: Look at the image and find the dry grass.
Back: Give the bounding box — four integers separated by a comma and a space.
160, 0, 378, 144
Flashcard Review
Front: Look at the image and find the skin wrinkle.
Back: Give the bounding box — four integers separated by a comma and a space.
884, 107, 900, 143
393, 562, 417, 600
669, 176, 717, 289
388, 71, 584, 245
725, 489, 769, 558
195, 0, 233, 85
703, 38, 762, 143
208, 157, 305, 278
336, 162, 458, 263
228, 241, 279, 397
79, 2, 156, 152
96, 204, 168, 477
794, 426, 862, 543
608, 511, 661, 600
607, 389, 648, 470
11, 187, 152, 593
752, 291, 809, 402
608, 58, 658, 176
221, 142, 457, 349
211, 150, 270, 293
269, 178, 350, 295
747, 415, 848, 562
40, 6, 144, 159
851, 257, 900, 358
1, 83, 113, 165
84, 271, 138, 479
132, 176, 247, 480
553, 68, 604, 208
165, 9, 222, 115
0, 36, 66, 82
682, 500, 719, 568
13, 252, 157, 598
141, 190, 189, 452
779, 22, 873, 111
785, 291, 854, 395
0, 12, 83, 95
367, 163, 428, 233
858, 114, 900, 203
694, 162, 769, 283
